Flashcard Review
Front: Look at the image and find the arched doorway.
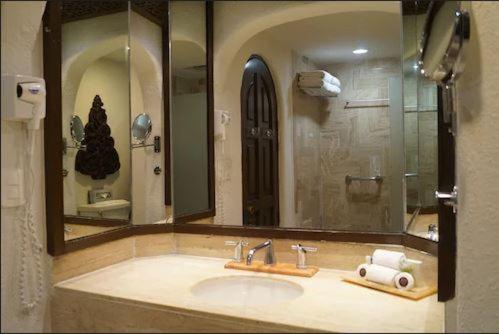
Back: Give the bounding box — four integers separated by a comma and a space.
240, 55, 279, 227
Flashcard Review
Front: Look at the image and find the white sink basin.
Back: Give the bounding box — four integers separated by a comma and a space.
190, 275, 303, 306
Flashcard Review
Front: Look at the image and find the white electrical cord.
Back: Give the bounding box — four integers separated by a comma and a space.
214, 139, 225, 225
18, 129, 44, 313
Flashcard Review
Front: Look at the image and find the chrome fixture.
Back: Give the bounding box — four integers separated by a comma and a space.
427, 224, 439, 242
435, 185, 458, 213
344, 98, 389, 109
246, 239, 275, 266
345, 175, 383, 184
154, 166, 162, 175
291, 244, 317, 269
225, 240, 248, 263
404, 172, 418, 178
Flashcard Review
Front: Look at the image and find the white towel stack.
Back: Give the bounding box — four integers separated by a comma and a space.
356, 249, 420, 290
298, 70, 341, 97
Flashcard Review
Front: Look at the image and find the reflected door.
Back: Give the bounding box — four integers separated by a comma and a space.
241, 56, 279, 227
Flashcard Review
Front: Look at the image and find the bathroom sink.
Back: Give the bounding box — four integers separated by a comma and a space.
190, 275, 303, 306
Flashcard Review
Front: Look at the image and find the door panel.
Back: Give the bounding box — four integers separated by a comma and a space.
241, 55, 279, 227
437, 86, 456, 301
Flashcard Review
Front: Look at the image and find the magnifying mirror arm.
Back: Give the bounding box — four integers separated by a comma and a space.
131, 135, 161, 153
62, 137, 86, 155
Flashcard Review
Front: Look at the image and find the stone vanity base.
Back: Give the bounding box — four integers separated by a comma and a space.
52, 289, 314, 333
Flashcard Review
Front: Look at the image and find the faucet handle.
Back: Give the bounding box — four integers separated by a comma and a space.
291, 244, 317, 253
225, 240, 248, 246
225, 240, 248, 262
291, 244, 317, 269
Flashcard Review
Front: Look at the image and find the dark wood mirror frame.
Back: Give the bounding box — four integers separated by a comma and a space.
43, 2, 441, 295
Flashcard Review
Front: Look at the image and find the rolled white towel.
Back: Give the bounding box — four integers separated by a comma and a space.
299, 70, 341, 87
364, 264, 400, 287
395, 272, 415, 290
372, 249, 407, 270
356, 263, 369, 278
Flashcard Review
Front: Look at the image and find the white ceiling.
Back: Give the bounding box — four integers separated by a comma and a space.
265, 11, 401, 65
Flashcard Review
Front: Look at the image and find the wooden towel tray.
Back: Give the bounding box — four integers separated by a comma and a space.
225, 260, 319, 277
342, 274, 437, 300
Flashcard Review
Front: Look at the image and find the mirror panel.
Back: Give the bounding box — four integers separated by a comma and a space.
170, 1, 211, 219
204, 1, 405, 232
131, 113, 152, 144
402, 1, 439, 241
61, 2, 131, 240
60, 1, 170, 242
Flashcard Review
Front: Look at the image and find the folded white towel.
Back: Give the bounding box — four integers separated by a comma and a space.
372, 249, 407, 270
365, 264, 399, 287
299, 70, 341, 87
298, 77, 333, 88
300, 81, 341, 97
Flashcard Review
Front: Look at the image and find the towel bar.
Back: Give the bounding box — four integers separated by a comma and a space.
345, 175, 383, 184
344, 99, 389, 109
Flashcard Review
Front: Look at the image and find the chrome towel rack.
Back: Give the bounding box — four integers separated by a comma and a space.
345, 175, 383, 184
344, 98, 389, 109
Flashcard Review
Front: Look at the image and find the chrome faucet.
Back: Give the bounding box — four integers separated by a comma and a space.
246, 239, 276, 266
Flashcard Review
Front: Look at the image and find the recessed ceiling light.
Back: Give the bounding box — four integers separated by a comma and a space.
353, 48, 368, 55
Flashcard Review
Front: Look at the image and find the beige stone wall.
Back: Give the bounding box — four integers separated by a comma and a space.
1, 1, 51, 332
291, 54, 322, 229
445, 2, 499, 331
318, 58, 401, 232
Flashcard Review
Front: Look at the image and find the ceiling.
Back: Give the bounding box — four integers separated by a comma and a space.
101, 48, 127, 63
265, 11, 401, 65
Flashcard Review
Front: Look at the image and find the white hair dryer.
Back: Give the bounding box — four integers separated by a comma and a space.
1, 74, 46, 130
17, 82, 46, 130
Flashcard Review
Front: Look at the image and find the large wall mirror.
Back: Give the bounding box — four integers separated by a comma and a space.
199, 1, 406, 232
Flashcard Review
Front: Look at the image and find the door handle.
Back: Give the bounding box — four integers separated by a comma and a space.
246, 206, 256, 215
435, 185, 458, 213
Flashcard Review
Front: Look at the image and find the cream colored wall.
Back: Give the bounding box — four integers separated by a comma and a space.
445, 2, 499, 331
214, 30, 297, 226
1, 1, 51, 332
214, 1, 399, 87
72, 58, 131, 209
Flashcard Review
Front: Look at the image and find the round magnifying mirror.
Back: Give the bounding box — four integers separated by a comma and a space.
132, 113, 152, 144
70, 115, 85, 144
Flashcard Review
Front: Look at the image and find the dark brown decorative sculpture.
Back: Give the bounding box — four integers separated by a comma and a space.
75, 95, 120, 179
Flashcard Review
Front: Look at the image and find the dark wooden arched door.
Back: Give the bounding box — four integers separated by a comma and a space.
241, 55, 279, 227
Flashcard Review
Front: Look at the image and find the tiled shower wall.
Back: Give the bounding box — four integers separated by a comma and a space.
292, 53, 323, 229
294, 58, 401, 232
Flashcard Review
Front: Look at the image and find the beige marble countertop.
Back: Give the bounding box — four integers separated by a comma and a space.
55, 254, 443, 333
